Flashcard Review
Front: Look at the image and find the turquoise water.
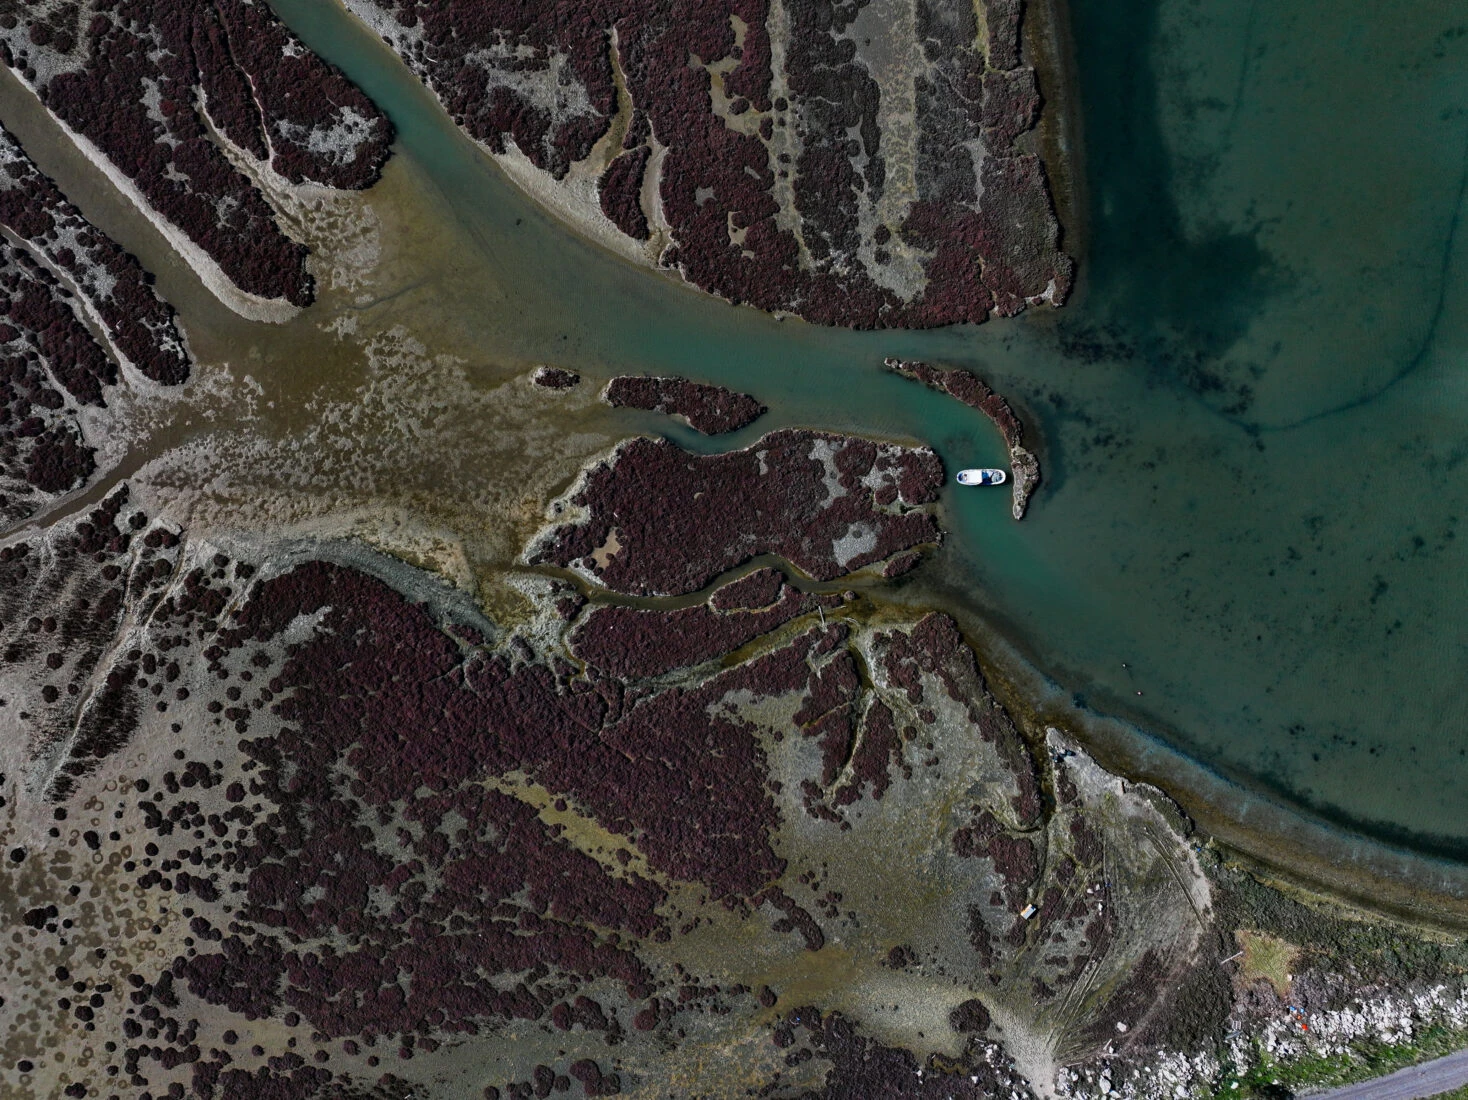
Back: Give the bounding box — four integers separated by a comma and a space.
269, 1, 1468, 852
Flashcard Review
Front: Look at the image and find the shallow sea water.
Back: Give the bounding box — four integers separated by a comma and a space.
261, 0, 1468, 853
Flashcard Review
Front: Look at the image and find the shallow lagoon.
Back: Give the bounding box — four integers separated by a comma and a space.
263, 0, 1468, 852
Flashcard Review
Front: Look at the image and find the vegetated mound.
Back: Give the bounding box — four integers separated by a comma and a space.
568, 568, 841, 678
531, 365, 582, 390
0, 0, 393, 309
0, 238, 107, 521
0, 121, 190, 385
0, 119, 192, 526
341, 0, 1072, 327
603, 374, 766, 435
884, 357, 1042, 519
0, 502, 1209, 1097
0, 486, 186, 800
525, 428, 944, 595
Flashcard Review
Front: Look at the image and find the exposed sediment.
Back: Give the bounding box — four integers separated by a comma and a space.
338, 0, 1073, 328
0, 486, 1212, 1098
3, 460, 1458, 1100
885, 356, 1042, 519
0, 0, 392, 312
0, 121, 191, 526
525, 427, 945, 594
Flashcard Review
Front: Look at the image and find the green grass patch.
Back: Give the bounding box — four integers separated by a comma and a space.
1235, 930, 1299, 998
1209, 1023, 1468, 1098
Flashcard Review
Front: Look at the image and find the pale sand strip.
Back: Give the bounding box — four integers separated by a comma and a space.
494, 143, 660, 271
8, 78, 299, 324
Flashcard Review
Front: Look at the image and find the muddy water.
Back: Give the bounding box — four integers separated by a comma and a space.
3, 0, 1465, 873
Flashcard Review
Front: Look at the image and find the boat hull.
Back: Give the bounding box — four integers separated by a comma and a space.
956, 468, 1008, 486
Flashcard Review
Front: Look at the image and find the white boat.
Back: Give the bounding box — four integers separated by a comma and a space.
956, 468, 1007, 486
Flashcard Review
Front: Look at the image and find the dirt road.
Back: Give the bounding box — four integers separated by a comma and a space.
1310, 1047, 1468, 1099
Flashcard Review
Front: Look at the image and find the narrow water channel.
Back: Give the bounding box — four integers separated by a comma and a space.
255, 0, 1468, 854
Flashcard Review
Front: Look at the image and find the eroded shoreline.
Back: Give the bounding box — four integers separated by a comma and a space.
913, 569, 1468, 933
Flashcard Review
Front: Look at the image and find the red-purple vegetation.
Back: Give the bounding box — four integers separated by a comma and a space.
1070, 813, 1104, 867
793, 644, 861, 728
952, 808, 1004, 859
529, 429, 943, 596
0, 0, 392, 306
190, 1056, 340, 1100
345, 0, 1070, 327
1079, 947, 1166, 1047
0, 241, 111, 406
0, 120, 190, 384
988, 833, 1040, 909
982, 68, 1043, 153
151, 561, 886, 1051
775, 1007, 1014, 1097
599, 147, 652, 241
882, 358, 1025, 455
761, 887, 826, 951
569, 574, 827, 678
789, 641, 863, 815
210, 1, 391, 191
0, 396, 1135, 1094
0, 237, 112, 512
950, 998, 992, 1034
709, 566, 784, 611
0, 487, 186, 798
872, 613, 1042, 824
0, 504, 1156, 1095
881, 549, 923, 578
883, 357, 1042, 519
982, 0, 1025, 71
806, 708, 854, 791
602, 375, 766, 435
969, 905, 998, 968
570, 1058, 621, 1096
832, 700, 906, 806
175, 563, 665, 1039
0, 117, 197, 522
532, 366, 582, 390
